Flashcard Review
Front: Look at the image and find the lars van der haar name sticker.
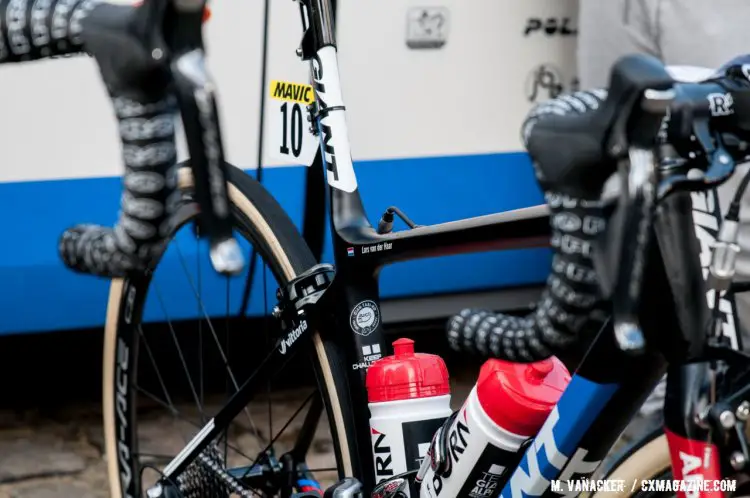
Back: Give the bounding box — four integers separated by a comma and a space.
350, 300, 381, 336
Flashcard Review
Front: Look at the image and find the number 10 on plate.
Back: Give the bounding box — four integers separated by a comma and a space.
268, 80, 319, 166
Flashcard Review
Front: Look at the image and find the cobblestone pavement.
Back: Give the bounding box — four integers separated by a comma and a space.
0, 370, 473, 498
0, 364, 652, 498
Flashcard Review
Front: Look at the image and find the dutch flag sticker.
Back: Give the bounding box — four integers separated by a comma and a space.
347, 247, 355, 257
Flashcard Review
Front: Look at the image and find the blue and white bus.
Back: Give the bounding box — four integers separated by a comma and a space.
0, 0, 577, 335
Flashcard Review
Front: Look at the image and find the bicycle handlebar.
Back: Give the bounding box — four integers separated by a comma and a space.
449, 55, 750, 362
526, 54, 750, 355
0, 0, 243, 278
524, 55, 750, 200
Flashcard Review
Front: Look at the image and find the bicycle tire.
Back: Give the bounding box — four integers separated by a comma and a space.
101, 164, 357, 497
589, 432, 671, 498
594, 431, 750, 498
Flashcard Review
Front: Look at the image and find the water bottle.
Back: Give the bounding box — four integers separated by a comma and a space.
418, 357, 571, 498
366, 338, 453, 498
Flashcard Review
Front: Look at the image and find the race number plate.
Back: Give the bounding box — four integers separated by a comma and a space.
268, 80, 319, 166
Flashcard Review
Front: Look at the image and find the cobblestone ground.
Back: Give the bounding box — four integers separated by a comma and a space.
0, 346, 652, 498
0, 375, 474, 498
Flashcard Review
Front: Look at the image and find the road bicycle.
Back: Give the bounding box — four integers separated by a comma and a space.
5, 0, 749, 497
98, 1, 748, 491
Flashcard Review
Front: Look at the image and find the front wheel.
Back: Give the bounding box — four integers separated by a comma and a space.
102, 165, 358, 497
592, 429, 748, 498
590, 431, 671, 498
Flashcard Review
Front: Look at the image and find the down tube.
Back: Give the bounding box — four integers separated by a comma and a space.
499, 326, 667, 497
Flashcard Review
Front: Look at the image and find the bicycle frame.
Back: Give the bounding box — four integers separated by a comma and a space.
295, 0, 549, 488
297, 2, 747, 494
150, 2, 748, 496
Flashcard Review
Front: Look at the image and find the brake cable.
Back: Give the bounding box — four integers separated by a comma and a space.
377, 206, 422, 234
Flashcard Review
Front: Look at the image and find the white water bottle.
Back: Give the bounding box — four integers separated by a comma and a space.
419, 357, 570, 498
366, 338, 452, 498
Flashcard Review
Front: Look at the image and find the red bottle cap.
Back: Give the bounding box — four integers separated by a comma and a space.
476, 357, 571, 437
366, 338, 450, 403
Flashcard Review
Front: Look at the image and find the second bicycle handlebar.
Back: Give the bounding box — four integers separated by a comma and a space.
449, 54, 750, 362
524, 54, 750, 201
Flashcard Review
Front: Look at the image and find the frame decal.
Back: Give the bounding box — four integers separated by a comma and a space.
501, 376, 619, 498
350, 300, 381, 337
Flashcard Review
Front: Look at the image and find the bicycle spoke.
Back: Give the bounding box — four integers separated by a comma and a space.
172, 239, 263, 445
242, 391, 316, 479
259, 391, 316, 458
137, 324, 176, 411
152, 281, 205, 422
133, 385, 260, 465
292, 392, 323, 459
128, 228, 336, 496
196, 230, 205, 414
238, 248, 259, 317
135, 385, 179, 417
224, 276, 231, 463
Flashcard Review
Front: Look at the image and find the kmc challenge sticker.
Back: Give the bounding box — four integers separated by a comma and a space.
350, 300, 381, 336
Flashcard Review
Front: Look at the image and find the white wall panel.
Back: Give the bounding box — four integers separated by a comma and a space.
0, 1, 578, 181
336, 0, 578, 160
0, 1, 265, 182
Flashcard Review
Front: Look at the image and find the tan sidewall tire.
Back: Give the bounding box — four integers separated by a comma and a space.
588, 434, 671, 498
102, 175, 353, 497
